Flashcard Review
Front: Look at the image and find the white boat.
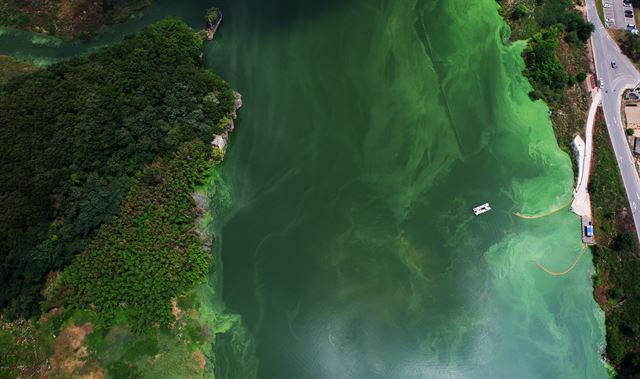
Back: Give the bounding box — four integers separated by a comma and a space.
473, 203, 491, 216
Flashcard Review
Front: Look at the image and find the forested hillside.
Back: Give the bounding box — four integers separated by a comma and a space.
0, 0, 154, 40
0, 15, 239, 377
46, 140, 212, 333
0, 17, 235, 319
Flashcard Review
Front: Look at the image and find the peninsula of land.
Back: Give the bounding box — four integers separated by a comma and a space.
0, 10, 240, 377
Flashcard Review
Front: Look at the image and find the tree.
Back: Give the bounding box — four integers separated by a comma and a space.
564, 31, 579, 45
622, 34, 640, 62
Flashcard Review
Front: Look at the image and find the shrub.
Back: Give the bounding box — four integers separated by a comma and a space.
512, 3, 529, 20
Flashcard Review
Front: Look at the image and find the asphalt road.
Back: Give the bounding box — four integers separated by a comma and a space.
587, 0, 640, 239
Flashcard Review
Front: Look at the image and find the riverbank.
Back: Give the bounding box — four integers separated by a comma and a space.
498, 0, 593, 156
500, 0, 640, 375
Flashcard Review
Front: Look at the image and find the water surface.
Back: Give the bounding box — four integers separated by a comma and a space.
208, 0, 607, 378
0, 1, 608, 378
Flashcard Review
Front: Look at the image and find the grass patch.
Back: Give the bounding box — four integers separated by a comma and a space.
596, 0, 605, 25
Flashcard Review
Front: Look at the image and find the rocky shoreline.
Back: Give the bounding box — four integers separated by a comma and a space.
193, 89, 241, 250
201, 7, 223, 41
194, 6, 241, 250
211, 91, 242, 162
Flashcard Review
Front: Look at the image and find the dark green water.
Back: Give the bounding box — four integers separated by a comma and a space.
208, 1, 607, 378
1, 0, 607, 378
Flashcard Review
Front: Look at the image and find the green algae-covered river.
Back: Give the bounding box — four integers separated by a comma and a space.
0, 0, 608, 377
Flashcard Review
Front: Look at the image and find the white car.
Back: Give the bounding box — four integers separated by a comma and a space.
606, 17, 615, 23
604, 3, 611, 8
599, 79, 605, 88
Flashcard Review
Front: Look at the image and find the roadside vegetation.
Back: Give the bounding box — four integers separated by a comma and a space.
596, 0, 605, 24
0, 0, 154, 40
619, 28, 640, 67
590, 110, 640, 377
498, 0, 593, 153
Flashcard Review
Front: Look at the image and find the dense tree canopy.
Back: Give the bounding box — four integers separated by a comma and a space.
622, 34, 640, 62
47, 140, 212, 332
0, 18, 235, 318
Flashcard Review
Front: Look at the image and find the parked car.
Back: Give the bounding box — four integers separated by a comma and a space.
612, 61, 618, 68
585, 222, 594, 238
604, 3, 611, 8
599, 79, 605, 88
606, 17, 615, 23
